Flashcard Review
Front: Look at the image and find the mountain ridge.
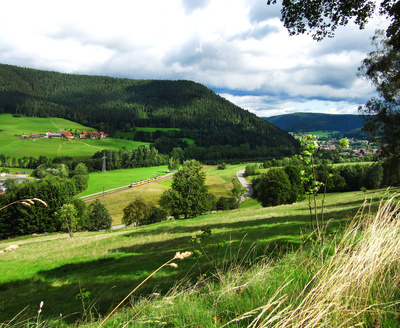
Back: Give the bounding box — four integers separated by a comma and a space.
263, 112, 364, 133
0, 63, 299, 161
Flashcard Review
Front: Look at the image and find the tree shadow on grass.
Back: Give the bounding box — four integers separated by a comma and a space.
0, 195, 370, 324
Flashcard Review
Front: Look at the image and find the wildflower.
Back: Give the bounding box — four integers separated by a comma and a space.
38, 301, 44, 314
174, 251, 192, 260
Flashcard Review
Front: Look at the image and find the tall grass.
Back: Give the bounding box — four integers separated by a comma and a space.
95, 193, 400, 327
1, 189, 398, 327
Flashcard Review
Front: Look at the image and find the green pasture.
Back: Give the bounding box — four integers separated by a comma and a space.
77, 166, 170, 198
89, 164, 248, 224
302, 131, 339, 138
0, 186, 396, 324
0, 114, 93, 135
0, 114, 149, 159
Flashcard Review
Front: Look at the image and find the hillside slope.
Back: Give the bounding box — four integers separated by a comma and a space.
0, 64, 299, 160
264, 112, 364, 132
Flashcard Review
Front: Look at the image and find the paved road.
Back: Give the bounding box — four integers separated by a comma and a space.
236, 169, 253, 201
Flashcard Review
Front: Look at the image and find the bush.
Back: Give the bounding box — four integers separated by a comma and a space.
86, 199, 112, 231
243, 164, 259, 177
148, 205, 168, 224
122, 199, 153, 226
217, 163, 226, 170
253, 168, 291, 207
216, 197, 238, 211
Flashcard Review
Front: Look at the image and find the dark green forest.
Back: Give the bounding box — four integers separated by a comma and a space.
0, 64, 299, 162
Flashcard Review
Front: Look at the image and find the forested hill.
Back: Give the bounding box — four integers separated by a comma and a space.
264, 113, 364, 133
0, 64, 299, 161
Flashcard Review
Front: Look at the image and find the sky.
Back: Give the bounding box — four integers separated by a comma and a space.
0, 0, 389, 117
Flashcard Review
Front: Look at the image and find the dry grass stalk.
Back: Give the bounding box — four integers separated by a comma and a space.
247, 194, 400, 327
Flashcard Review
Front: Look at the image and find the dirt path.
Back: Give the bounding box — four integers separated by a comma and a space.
50, 119, 61, 131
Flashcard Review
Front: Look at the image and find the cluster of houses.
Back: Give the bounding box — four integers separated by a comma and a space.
20, 130, 108, 140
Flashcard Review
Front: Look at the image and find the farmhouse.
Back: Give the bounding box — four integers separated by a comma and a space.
46, 130, 72, 138
82, 130, 108, 139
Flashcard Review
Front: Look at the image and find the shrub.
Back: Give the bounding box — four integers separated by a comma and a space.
253, 168, 291, 207
122, 199, 153, 226
216, 197, 238, 211
86, 199, 112, 231
148, 205, 168, 224
243, 164, 259, 177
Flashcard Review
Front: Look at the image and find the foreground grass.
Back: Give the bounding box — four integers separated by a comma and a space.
98, 193, 400, 327
0, 187, 396, 326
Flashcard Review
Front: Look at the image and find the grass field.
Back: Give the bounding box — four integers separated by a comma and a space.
83, 164, 248, 224
0, 182, 396, 325
0, 114, 149, 159
77, 166, 170, 198
302, 131, 339, 137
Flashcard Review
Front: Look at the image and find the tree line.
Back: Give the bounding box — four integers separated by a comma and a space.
0, 163, 113, 239
251, 161, 388, 208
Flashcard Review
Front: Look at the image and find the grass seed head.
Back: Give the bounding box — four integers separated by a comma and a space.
174, 251, 192, 260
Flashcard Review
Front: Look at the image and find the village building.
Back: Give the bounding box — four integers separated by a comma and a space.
82, 130, 108, 139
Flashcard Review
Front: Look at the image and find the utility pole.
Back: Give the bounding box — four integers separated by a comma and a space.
102, 152, 107, 173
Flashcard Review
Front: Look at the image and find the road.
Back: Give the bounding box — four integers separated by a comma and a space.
236, 169, 253, 201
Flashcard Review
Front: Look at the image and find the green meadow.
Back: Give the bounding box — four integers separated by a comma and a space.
77, 166, 170, 198
0, 114, 149, 159
302, 131, 339, 137
84, 164, 248, 224
0, 185, 396, 326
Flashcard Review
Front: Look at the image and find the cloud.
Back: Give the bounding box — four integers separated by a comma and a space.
181, 0, 211, 14
0, 0, 386, 117
248, 0, 282, 23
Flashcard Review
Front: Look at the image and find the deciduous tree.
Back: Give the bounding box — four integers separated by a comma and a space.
122, 199, 153, 226
86, 199, 112, 231
159, 159, 210, 219
253, 168, 292, 207
57, 203, 78, 237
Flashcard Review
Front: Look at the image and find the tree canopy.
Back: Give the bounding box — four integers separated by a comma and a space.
159, 159, 211, 219
358, 31, 400, 155
267, 0, 397, 43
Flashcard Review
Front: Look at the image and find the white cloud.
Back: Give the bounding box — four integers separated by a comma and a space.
0, 0, 388, 116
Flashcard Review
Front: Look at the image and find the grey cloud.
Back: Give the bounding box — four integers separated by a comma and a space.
248, 0, 282, 23
313, 27, 376, 56
298, 66, 357, 90
164, 38, 241, 71
182, 0, 211, 14
236, 24, 279, 40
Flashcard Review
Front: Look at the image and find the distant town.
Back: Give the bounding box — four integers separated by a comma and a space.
291, 133, 379, 159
